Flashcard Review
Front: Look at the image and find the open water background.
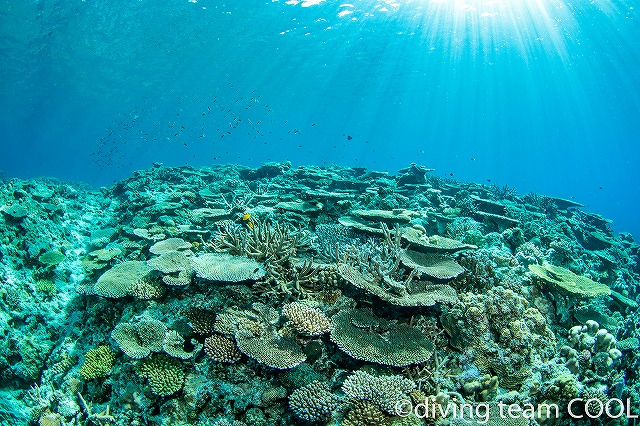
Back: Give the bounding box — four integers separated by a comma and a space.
1, 0, 639, 236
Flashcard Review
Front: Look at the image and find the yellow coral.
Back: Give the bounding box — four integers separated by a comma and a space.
79, 346, 115, 380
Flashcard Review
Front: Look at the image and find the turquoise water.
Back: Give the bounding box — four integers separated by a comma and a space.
1, 0, 639, 237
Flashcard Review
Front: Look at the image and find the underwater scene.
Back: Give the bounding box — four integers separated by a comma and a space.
1, 0, 640, 426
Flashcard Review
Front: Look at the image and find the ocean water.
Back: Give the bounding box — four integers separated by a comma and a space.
1, 0, 639, 238
2, 1, 640, 426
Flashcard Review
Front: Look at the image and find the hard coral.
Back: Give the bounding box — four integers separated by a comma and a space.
288, 381, 340, 422
78, 346, 115, 380
331, 308, 435, 367
342, 370, 416, 414
282, 301, 332, 336
137, 354, 185, 397
204, 334, 242, 363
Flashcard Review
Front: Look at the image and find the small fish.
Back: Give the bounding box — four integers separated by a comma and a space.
242, 213, 251, 221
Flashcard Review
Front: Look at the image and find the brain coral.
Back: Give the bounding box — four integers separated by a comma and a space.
191, 253, 266, 282
137, 354, 185, 396
288, 381, 340, 422
330, 308, 434, 366
93, 261, 154, 298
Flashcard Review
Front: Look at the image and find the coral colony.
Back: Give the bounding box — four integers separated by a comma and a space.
0, 162, 639, 425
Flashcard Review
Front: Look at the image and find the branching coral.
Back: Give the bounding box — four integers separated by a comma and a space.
137, 354, 185, 397
288, 381, 340, 422
79, 346, 115, 380
282, 301, 332, 336
337, 225, 460, 306
210, 219, 317, 297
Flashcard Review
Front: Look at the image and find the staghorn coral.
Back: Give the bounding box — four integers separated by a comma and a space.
313, 223, 355, 262
78, 346, 115, 381
330, 308, 435, 367
137, 354, 185, 397
288, 381, 340, 422
282, 301, 332, 336
211, 219, 313, 292
342, 370, 416, 414
213, 219, 308, 262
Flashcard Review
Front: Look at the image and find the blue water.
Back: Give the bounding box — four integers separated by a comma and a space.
1, 0, 639, 237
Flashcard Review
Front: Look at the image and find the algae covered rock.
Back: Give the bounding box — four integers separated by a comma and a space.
0, 203, 29, 219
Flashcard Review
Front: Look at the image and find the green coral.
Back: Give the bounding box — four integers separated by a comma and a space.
137, 354, 185, 396
37, 250, 66, 267
34, 279, 57, 296
79, 345, 115, 380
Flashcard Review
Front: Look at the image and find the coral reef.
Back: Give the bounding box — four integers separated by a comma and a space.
1, 163, 639, 425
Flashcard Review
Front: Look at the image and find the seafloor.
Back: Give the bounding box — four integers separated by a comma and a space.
0, 162, 638, 426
